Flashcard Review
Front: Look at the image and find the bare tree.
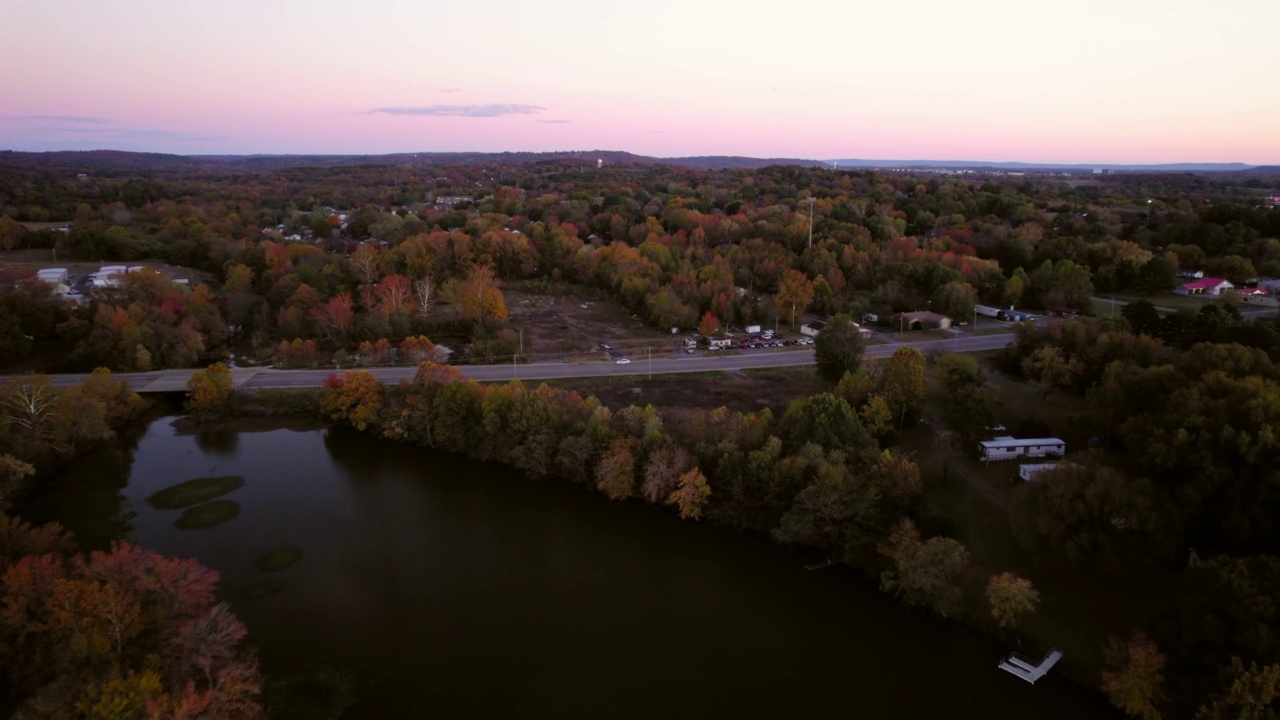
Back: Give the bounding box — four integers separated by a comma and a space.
5, 379, 57, 435
414, 275, 436, 316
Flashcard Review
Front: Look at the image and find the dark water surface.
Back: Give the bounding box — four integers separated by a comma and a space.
38, 418, 1116, 718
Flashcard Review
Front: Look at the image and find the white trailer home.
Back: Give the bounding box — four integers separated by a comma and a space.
1019, 462, 1080, 481
976, 437, 1066, 462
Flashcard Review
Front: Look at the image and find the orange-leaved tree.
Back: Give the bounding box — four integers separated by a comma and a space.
186, 363, 234, 419
667, 467, 711, 520
457, 264, 508, 326
320, 370, 384, 431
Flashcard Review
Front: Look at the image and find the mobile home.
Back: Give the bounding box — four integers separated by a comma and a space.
977, 437, 1066, 462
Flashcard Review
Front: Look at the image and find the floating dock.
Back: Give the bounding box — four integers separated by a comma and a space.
998, 649, 1063, 684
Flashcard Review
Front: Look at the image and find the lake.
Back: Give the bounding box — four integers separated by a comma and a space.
29, 417, 1116, 718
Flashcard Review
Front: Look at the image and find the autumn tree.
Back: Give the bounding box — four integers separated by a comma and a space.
879, 519, 969, 618
1022, 344, 1075, 399
0, 541, 263, 717
667, 467, 711, 520
456, 264, 508, 326
1194, 659, 1280, 720
596, 438, 637, 500
697, 311, 720, 337
875, 346, 927, 427
1102, 632, 1167, 720
986, 572, 1040, 631
186, 363, 235, 419
775, 269, 814, 327
319, 370, 384, 431
642, 444, 691, 503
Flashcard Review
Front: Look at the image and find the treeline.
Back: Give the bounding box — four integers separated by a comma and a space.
303, 354, 1048, 631
0, 373, 266, 718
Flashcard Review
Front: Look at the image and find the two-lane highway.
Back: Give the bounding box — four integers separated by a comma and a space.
26, 333, 1015, 393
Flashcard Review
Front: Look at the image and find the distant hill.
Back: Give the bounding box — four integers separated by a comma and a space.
826, 158, 1258, 173
0, 149, 1265, 174
662, 156, 827, 169
0, 149, 206, 174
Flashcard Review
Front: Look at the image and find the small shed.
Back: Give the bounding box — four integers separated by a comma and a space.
977, 437, 1066, 462
706, 336, 733, 350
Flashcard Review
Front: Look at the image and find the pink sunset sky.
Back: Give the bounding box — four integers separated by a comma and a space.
2, 0, 1278, 164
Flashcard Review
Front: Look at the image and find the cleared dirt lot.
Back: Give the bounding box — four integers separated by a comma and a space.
503, 282, 692, 362
541, 367, 828, 430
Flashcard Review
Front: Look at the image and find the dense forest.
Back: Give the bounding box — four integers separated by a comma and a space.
3, 151, 1280, 718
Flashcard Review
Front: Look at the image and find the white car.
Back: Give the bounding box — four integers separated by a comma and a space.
615, 358, 631, 365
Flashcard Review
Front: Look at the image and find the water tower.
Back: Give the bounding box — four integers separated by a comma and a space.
597, 159, 603, 169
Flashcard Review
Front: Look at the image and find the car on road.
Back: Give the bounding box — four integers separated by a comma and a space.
615, 358, 631, 364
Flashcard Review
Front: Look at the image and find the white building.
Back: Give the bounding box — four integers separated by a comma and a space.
36, 268, 68, 285
1019, 462, 1081, 481
977, 437, 1066, 462
91, 265, 128, 288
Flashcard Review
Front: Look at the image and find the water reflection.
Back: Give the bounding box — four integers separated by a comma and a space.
194, 429, 239, 456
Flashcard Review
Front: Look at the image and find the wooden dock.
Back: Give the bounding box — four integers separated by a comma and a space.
998, 649, 1063, 684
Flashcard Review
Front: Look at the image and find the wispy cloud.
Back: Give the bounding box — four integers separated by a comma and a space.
441, 88, 463, 94
537, 119, 572, 124
368, 104, 545, 118
1, 114, 111, 124
57, 126, 221, 141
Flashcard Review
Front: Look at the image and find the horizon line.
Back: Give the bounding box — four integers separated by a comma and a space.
0, 147, 1273, 168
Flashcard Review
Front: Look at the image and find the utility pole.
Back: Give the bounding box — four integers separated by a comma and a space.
648, 346, 652, 380
806, 197, 816, 249
514, 328, 523, 379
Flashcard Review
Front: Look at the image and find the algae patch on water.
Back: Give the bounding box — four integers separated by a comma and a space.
174, 500, 241, 529
256, 547, 303, 572
241, 579, 287, 600
147, 476, 244, 510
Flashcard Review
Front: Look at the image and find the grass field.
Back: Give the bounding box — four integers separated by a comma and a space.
1105, 290, 1214, 313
